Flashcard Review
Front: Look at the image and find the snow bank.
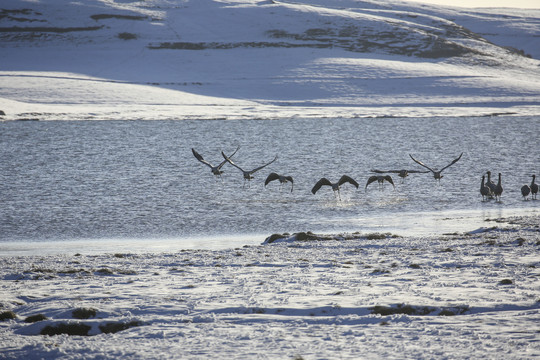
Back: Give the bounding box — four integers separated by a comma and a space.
1, 0, 539, 120
1, 215, 539, 359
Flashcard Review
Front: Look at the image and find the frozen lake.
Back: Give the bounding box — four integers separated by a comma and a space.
1, 116, 538, 254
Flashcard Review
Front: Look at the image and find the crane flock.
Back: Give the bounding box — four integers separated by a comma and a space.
192, 147, 537, 202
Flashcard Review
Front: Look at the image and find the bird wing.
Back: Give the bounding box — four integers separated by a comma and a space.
264, 172, 280, 186
372, 169, 429, 174
388, 169, 429, 174
217, 146, 240, 170
406, 169, 430, 174
409, 154, 435, 174
311, 178, 332, 194
384, 175, 396, 188
372, 169, 404, 174
480, 176, 490, 196
192, 148, 214, 168
439, 152, 463, 172
365, 175, 379, 189
285, 176, 294, 192
339, 175, 359, 188
221, 151, 245, 173
249, 155, 278, 175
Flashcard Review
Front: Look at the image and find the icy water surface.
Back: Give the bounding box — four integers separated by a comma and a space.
1, 116, 539, 254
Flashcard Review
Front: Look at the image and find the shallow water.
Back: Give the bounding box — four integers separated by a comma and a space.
1, 116, 539, 254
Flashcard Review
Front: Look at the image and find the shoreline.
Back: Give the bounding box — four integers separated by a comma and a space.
1, 102, 539, 122
1, 210, 538, 257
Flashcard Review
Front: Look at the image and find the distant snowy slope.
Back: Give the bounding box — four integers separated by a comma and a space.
1, 0, 536, 58
0, 0, 539, 120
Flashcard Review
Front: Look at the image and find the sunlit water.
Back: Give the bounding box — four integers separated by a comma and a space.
1, 116, 538, 255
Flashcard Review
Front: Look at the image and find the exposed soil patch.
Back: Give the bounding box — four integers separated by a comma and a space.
90, 14, 147, 21
40, 322, 91, 336
0, 25, 103, 33
99, 320, 142, 334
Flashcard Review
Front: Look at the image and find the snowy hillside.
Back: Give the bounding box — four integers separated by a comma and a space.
1, 0, 539, 120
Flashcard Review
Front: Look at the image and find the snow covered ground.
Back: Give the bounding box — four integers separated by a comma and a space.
1, 0, 540, 120
1, 215, 539, 359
